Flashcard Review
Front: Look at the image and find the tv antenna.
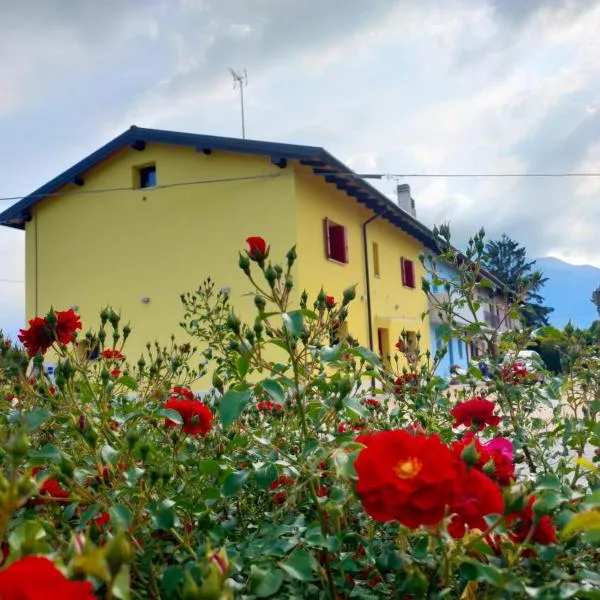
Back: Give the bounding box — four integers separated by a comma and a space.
229, 68, 248, 139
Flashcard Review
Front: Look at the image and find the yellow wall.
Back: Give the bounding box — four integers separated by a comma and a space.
25, 145, 431, 382
26, 144, 296, 363
293, 166, 430, 359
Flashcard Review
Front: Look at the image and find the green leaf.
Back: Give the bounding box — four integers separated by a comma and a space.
252, 567, 284, 598
160, 566, 184, 597
320, 346, 341, 363
111, 566, 131, 600
536, 473, 561, 490
110, 504, 133, 529
157, 408, 183, 425
24, 408, 52, 431
198, 460, 221, 476
100, 444, 119, 465
79, 504, 102, 530
282, 311, 304, 337
115, 375, 138, 391
348, 346, 382, 366
255, 464, 278, 490
262, 379, 285, 404
343, 396, 368, 420
281, 549, 316, 581
222, 470, 249, 497
152, 505, 175, 531
237, 356, 249, 378
219, 390, 251, 428
29, 444, 62, 464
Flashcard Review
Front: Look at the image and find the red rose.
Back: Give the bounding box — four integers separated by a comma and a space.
110, 369, 122, 379
246, 236, 268, 261
325, 296, 336, 308
0, 556, 96, 599
164, 398, 213, 437
355, 430, 465, 528
447, 468, 504, 538
365, 398, 380, 407
452, 432, 515, 486
394, 373, 418, 395
54, 309, 82, 345
451, 397, 500, 430
170, 386, 195, 402
395, 341, 405, 352
18, 317, 53, 357
93, 512, 110, 533
32, 467, 70, 504
257, 400, 282, 412
506, 496, 556, 545
101, 349, 124, 361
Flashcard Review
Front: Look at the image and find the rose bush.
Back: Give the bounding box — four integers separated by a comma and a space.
0, 231, 598, 599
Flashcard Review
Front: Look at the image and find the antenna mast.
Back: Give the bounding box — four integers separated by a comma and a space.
229, 68, 248, 139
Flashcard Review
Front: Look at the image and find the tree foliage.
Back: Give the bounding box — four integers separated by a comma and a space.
483, 234, 553, 328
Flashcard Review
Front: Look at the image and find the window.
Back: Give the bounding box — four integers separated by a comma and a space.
377, 328, 390, 361
324, 218, 348, 263
401, 257, 415, 288
138, 165, 156, 189
372, 242, 380, 277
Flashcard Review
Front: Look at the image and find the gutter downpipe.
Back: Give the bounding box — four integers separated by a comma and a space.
362, 214, 379, 351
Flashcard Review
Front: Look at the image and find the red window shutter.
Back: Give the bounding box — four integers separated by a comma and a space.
407, 260, 415, 288
323, 218, 331, 259
401, 257, 407, 286
342, 225, 348, 263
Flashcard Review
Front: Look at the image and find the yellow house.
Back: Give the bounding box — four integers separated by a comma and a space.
0, 126, 439, 369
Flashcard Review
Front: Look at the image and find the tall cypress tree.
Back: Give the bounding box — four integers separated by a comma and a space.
483, 234, 553, 328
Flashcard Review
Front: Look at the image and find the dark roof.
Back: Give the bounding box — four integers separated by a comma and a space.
0, 125, 440, 250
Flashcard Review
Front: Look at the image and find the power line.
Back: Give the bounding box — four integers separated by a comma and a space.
0, 172, 284, 204
354, 172, 600, 180
0, 278, 24, 283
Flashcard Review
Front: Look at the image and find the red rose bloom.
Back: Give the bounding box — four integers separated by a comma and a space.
32, 467, 70, 503
18, 317, 53, 357
257, 400, 282, 412
164, 398, 213, 437
325, 296, 336, 308
54, 309, 82, 345
101, 349, 124, 361
394, 373, 418, 395
355, 430, 465, 528
365, 398, 380, 407
93, 512, 110, 533
451, 397, 501, 430
452, 432, 515, 486
447, 469, 504, 538
170, 386, 195, 402
506, 496, 556, 545
0, 556, 96, 599
246, 236, 268, 261
110, 369, 122, 379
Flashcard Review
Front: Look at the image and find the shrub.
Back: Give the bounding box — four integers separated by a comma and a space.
0, 233, 599, 599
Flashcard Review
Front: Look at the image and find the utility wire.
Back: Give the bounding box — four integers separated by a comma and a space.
0, 278, 24, 283
1, 170, 600, 204
0, 172, 285, 203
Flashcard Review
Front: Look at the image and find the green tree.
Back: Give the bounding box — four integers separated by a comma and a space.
592, 286, 600, 317
483, 234, 553, 328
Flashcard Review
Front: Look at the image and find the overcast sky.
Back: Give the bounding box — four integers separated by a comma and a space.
1, 0, 600, 337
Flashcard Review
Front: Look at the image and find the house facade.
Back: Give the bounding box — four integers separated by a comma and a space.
0, 127, 438, 371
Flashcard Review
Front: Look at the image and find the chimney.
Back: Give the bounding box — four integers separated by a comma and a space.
396, 184, 416, 217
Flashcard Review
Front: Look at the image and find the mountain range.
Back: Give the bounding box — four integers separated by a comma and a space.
535, 257, 600, 329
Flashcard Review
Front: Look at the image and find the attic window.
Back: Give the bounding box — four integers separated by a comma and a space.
138, 165, 156, 189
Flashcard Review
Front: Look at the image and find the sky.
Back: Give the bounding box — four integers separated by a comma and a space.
1, 0, 600, 338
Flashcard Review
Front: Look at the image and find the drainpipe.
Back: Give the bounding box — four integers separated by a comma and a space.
362, 215, 379, 351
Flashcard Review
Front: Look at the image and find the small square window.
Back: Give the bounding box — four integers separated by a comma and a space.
324, 218, 348, 264
138, 165, 156, 189
401, 257, 415, 288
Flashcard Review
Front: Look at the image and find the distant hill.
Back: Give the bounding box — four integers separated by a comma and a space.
536, 257, 600, 329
